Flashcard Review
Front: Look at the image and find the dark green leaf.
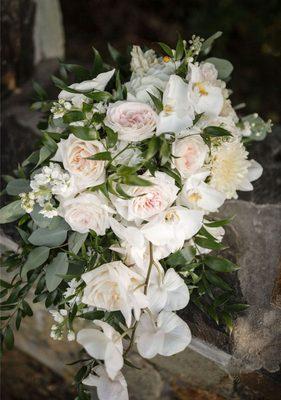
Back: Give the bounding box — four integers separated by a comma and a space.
147, 92, 163, 112
28, 227, 67, 247
87, 151, 112, 161
203, 126, 232, 137
167, 246, 196, 267
122, 176, 153, 187
145, 136, 160, 161
22, 300, 33, 316
204, 256, 239, 273
204, 217, 233, 228
175, 34, 184, 60
4, 326, 14, 350
79, 310, 105, 320
63, 111, 84, 124
158, 42, 173, 57
0, 279, 13, 289
70, 126, 98, 141
205, 270, 232, 291
224, 303, 249, 312
195, 237, 224, 250
105, 126, 118, 148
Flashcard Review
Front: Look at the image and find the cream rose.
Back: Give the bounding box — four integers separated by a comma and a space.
172, 135, 208, 178
59, 192, 113, 234
104, 101, 158, 142
81, 261, 148, 327
112, 171, 178, 222
52, 134, 106, 193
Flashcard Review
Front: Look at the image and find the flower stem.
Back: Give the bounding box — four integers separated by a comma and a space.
144, 242, 154, 295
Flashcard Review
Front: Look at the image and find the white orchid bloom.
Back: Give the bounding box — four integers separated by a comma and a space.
135, 311, 191, 358
177, 171, 226, 213
156, 75, 194, 135
83, 366, 128, 400
77, 320, 123, 380
58, 69, 115, 108
187, 63, 224, 117
141, 206, 203, 254
147, 268, 190, 314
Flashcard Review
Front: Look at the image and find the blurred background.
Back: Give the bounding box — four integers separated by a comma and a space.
1, 1, 281, 399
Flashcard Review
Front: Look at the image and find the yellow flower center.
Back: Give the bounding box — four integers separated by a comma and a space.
163, 56, 171, 63
195, 82, 208, 96
188, 191, 202, 203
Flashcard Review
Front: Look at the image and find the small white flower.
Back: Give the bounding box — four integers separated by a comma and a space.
135, 311, 191, 358
49, 309, 64, 323
83, 366, 128, 400
77, 320, 123, 379
67, 330, 75, 341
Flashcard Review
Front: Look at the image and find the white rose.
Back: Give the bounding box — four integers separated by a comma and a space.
126, 75, 167, 105
112, 171, 178, 223
81, 261, 148, 327
52, 134, 106, 192
172, 135, 208, 177
200, 62, 218, 82
104, 101, 158, 142
59, 192, 113, 234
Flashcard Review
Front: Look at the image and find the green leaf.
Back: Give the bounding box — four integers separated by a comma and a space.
6, 179, 30, 196
105, 126, 118, 148
42, 132, 58, 153
145, 136, 160, 161
70, 126, 98, 141
79, 310, 105, 320
21, 246, 50, 279
158, 42, 173, 57
122, 176, 153, 187
15, 309, 22, 330
202, 126, 232, 137
22, 300, 33, 316
147, 92, 163, 112
0, 200, 25, 224
241, 114, 272, 142
68, 232, 88, 255
167, 246, 196, 267
108, 43, 121, 63
204, 256, 239, 273
201, 31, 222, 55
32, 81, 48, 100
59, 63, 90, 81
4, 326, 14, 350
221, 311, 234, 333
205, 57, 233, 80
224, 303, 249, 312
205, 270, 232, 291
195, 237, 224, 250
204, 217, 233, 228
35, 146, 52, 168
0, 279, 13, 289
45, 252, 69, 292
86, 91, 112, 102
92, 48, 103, 76
175, 34, 184, 60
28, 227, 67, 247
63, 111, 84, 124
87, 151, 112, 161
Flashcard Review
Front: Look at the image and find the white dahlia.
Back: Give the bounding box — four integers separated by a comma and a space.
210, 140, 256, 199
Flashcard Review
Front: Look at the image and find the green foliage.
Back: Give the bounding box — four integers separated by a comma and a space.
0, 201, 25, 224
205, 57, 233, 80
45, 252, 69, 292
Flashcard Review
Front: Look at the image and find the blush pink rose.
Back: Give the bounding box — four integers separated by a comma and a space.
104, 101, 158, 142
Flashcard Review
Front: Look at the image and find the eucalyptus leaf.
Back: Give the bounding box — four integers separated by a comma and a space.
68, 232, 88, 255
6, 179, 30, 196
0, 200, 25, 224
21, 246, 50, 279
201, 31, 222, 55
45, 252, 69, 292
205, 57, 233, 80
28, 226, 67, 247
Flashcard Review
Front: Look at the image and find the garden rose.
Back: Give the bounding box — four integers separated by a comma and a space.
172, 135, 209, 177
81, 261, 148, 327
52, 134, 106, 192
112, 171, 178, 222
59, 192, 113, 234
104, 101, 158, 142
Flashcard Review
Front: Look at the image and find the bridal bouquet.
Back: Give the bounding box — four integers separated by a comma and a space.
0, 33, 271, 400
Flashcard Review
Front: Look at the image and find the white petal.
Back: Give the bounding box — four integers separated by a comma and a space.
137, 331, 164, 359
247, 160, 263, 182
164, 269, 190, 311
97, 373, 129, 400
104, 342, 124, 380
77, 329, 107, 359
82, 374, 100, 387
